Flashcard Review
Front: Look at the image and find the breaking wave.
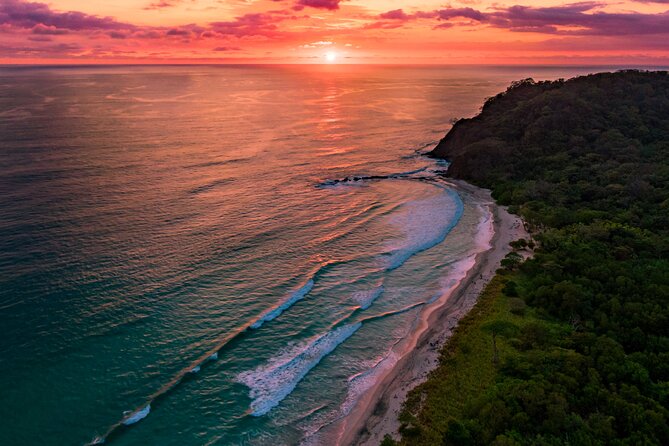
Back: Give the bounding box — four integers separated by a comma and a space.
384, 188, 464, 270
237, 323, 362, 417
250, 280, 315, 329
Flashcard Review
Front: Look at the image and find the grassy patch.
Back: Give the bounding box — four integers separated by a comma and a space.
396, 273, 565, 445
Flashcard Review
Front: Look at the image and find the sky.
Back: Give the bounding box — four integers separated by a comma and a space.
1, 0, 669, 64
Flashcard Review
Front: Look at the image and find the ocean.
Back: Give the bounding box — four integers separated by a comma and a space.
0, 64, 631, 445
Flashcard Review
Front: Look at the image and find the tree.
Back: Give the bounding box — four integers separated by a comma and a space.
482, 320, 519, 365
501, 252, 523, 271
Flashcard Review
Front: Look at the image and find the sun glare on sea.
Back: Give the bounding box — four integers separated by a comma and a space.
325, 52, 337, 63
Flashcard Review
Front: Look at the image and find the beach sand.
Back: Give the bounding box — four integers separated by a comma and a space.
334, 179, 530, 445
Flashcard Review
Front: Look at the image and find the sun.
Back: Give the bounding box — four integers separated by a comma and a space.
325, 51, 337, 62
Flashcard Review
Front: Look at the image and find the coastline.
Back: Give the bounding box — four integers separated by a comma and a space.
336, 179, 529, 445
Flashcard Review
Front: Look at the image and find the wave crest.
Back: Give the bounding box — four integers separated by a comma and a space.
237, 323, 362, 416
250, 280, 315, 329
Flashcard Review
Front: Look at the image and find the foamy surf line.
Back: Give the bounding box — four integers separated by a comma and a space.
319, 168, 465, 274
251, 280, 314, 329
385, 188, 464, 271
87, 181, 467, 444
236, 298, 441, 424
237, 322, 363, 417
298, 289, 463, 446
333, 197, 499, 446
299, 353, 400, 446
85, 270, 324, 445
86, 341, 225, 445
352, 283, 384, 310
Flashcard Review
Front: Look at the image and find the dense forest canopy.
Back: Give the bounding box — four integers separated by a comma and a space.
393, 71, 669, 446
432, 70, 669, 232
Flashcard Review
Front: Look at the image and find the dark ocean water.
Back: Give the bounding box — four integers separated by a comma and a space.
0, 65, 631, 445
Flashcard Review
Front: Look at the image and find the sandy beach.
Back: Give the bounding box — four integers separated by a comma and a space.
335, 179, 530, 446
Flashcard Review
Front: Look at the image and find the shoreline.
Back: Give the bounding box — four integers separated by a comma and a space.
335, 179, 529, 445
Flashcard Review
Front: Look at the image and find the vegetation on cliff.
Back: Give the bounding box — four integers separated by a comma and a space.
392, 71, 669, 445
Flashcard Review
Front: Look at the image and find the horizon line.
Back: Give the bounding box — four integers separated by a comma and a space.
2, 62, 669, 68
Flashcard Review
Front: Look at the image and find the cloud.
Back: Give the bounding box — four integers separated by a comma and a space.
27, 35, 51, 41
1, 0, 668, 62
144, 1, 178, 10
0, 0, 136, 31
490, 3, 669, 35
0, 0, 306, 61
436, 7, 487, 22
166, 28, 192, 36
370, 7, 488, 29
294, 0, 342, 11
378, 9, 409, 21
31, 24, 68, 35
143, 0, 197, 10
213, 46, 241, 51
209, 12, 285, 37
0, 0, 293, 41
299, 40, 333, 48
0, 41, 83, 57
373, 3, 669, 36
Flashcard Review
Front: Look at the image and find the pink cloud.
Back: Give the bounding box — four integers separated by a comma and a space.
144, 1, 179, 10
213, 46, 241, 51
31, 24, 68, 35
209, 12, 289, 38
490, 3, 669, 35
0, 0, 136, 31
1, 0, 668, 62
294, 0, 342, 11
378, 9, 410, 21
373, 3, 669, 36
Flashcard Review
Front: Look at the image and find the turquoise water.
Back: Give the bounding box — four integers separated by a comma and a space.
0, 65, 618, 445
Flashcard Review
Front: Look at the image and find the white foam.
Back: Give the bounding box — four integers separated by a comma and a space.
433, 205, 494, 304
352, 285, 384, 310
343, 351, 399, 416
385, 189, 464, 270
122, 404, 150, 426
426, 207, 495, 307
250, 280, 315, 329
299, 349, 402, 446
436, 257, 477, 301
237, 322, 362, 416
87, 436, 104, 445
474, 204, 495, 251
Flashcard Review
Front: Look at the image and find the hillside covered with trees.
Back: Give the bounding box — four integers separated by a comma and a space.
392, 71, 669, 445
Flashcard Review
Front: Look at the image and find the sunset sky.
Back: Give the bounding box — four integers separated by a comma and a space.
1, 0, 669, 64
